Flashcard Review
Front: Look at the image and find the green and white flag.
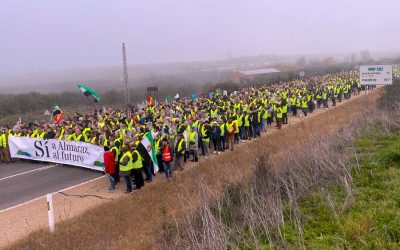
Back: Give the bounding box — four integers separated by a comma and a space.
140, 131, 159, 173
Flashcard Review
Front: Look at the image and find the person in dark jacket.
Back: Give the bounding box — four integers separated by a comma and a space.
43, 126, 56, 139
210, 121, 221, 154
136, 137, 153, 182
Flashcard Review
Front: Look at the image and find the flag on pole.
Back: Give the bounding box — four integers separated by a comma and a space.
140, 131, 159, 173
174, 93, 180, 101
147, 96, 153, 105
53, 103, 64, 124
165, 96, 170, 104
191, 93, 197, 100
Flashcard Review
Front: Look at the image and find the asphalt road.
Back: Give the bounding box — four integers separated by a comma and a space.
0, 162, 102, 211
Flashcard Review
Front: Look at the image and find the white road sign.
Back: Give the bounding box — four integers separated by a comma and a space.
360, 65, 392, 85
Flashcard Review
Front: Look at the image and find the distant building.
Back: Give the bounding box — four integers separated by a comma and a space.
229, 68, 280, 83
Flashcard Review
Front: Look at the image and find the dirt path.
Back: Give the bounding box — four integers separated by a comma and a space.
2, 89, 382, 249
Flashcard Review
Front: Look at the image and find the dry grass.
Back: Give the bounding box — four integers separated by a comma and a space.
161, 87, 400, 249
6, 88, 385, 250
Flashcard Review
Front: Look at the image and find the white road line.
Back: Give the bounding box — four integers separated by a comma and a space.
0, 165, 56, 182
0, 175, 105, 213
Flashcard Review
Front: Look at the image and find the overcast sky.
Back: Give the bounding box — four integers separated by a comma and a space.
1, 0, 399, 75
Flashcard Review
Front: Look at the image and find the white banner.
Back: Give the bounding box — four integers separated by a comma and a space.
8, 136, 105, 171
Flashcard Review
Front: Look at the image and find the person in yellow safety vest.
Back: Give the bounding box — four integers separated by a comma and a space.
225, 118, 236, 151
74, 128, 85, 142
243, 111, 251, 140
130, 143, 144, 190
219, 119, 226, 152
119, 145, 133, 193
276, 105, 283, 129
0, 130, 3, 163
296, 97, 302, 115
233, 115, 240, 144
201, 122, 210, 157
322, 90, 329, 109
301, 98, 309, 117
175, 132, 186, 171
0, 129, 5, 163
237, 111, 245, 141
37, 127, 46, 138
109, 143, 120, 182
343, 84, 349, 100
188, 126, 198, 162
331, 86, 337, 107
210, 107, 218, 119
281, 98, 288, 124
0, 127, 11, 163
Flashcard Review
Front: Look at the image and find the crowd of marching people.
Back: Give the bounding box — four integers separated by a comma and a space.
0, 71, 367, 193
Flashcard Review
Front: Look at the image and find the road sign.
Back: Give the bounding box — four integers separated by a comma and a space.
360, 65, 392, 85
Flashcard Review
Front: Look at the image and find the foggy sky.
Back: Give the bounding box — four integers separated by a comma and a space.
1, 0, 399, 75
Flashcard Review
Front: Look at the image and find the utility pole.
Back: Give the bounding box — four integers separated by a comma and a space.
122, 43, 130, 105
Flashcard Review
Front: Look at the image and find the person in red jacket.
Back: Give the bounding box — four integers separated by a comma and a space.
103, 146, 116, 190
161, 138, 173, 179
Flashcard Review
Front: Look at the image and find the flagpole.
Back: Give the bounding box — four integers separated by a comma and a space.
85, 97, 97, 111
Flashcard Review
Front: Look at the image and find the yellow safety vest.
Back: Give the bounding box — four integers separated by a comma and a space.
177, 138, 184, 152
238, 115, 244, 127
226, 122, 233, 133
244, 115, 250, 127
119, 151, 133, 172
132, 150, 143, 169
189, 131, 196, 143
111, 146, 120, 161
201, 126, 209, 142
276, 108, 283, 119
0, 134, 5, 147
233, 120, 239, 133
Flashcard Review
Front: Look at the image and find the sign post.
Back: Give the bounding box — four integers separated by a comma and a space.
360, 65, 393, 86
359, 65, 393, 110
47, 193, 55, 232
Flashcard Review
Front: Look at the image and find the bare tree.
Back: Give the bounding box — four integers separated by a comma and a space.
359, 50, 371, 63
